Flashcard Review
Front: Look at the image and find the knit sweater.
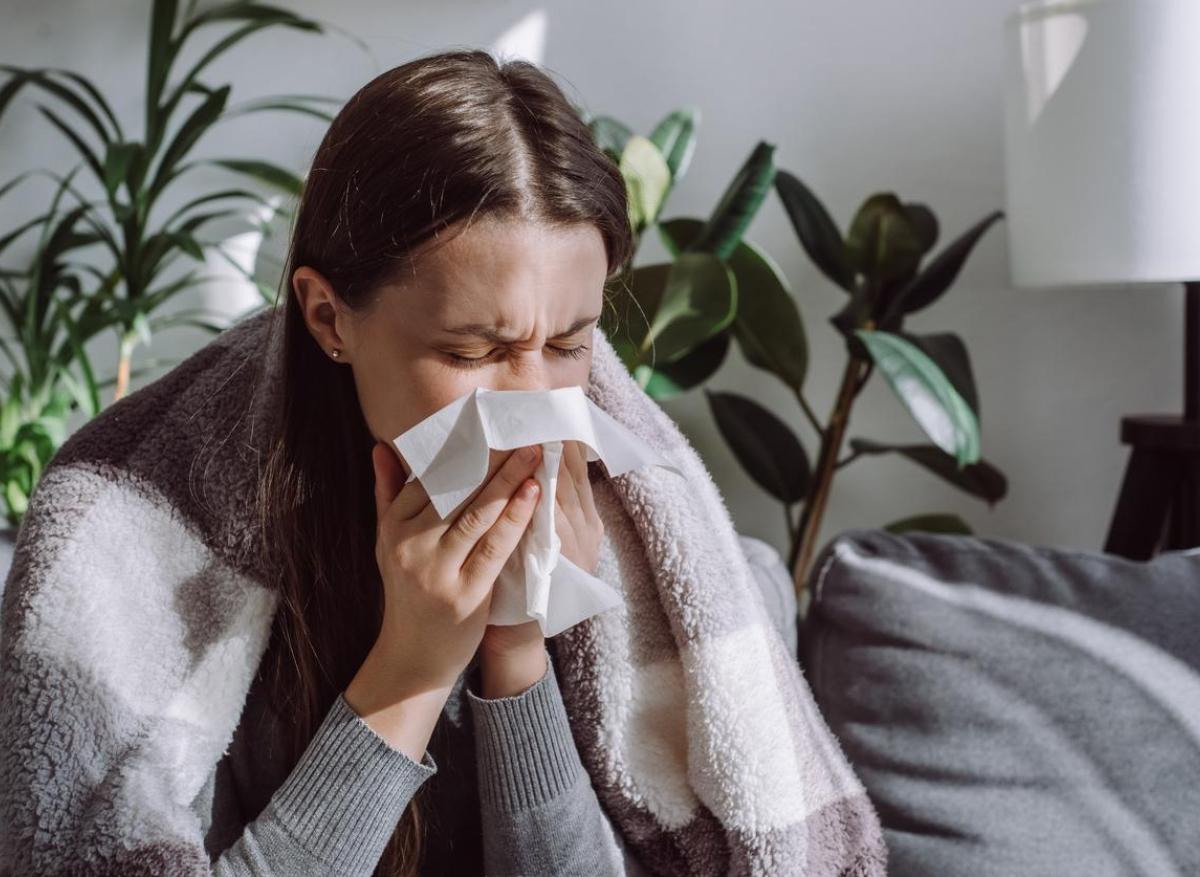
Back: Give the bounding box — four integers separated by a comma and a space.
0, 304, 888, 875
202, 633, 632, 875
199, 538, 650, 875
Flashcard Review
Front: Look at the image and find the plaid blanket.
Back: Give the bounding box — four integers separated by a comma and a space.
0, 305, 886, 875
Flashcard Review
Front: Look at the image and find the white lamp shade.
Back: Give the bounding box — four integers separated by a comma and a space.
1003, 0, 1200, 287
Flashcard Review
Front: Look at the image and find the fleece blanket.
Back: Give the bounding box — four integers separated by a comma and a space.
0, 304, 887, 875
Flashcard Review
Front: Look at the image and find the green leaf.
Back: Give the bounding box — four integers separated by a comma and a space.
146, 0, 181, 145
620, 135, 671, 232
148, 84, 231, 200
848, 438, 1007, 505
882, 209, 1004, 322
35, 104, 104, 182
659, 217, 807, 391
685, 140, 775, 260
640, 329, 730, 399
588, 115, 633, 160
904, 202, 938, 255
648, 108, 698, 181
52, 300, 100, 418
103, 142, 142, 197
853, 328, 980, 466
705, 389, 810, 503
221, 94, 339, 123
207, 158, 303, 195
645, 252, 736, 364
845, 193, 926, 285
773, 169, 854, 292
900, 331, 979, 419
884, 513, 973, 535
0, 65, 115, 146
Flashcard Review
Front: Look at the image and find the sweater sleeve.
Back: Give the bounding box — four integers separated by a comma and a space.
213, 692, 438, 876
465, 647, 627, 877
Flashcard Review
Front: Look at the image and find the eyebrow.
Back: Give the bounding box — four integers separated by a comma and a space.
440, 312, 602, 342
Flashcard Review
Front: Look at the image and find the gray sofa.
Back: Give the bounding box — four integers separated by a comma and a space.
800, 527, 1200, 876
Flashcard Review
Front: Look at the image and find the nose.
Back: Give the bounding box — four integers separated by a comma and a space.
487, 353, 552, 394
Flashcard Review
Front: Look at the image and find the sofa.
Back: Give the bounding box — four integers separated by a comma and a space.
799, 527, 1200, 876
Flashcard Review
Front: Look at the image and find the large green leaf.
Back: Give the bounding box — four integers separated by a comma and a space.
882, 210, 1004, 322
774, 169, 854, 292
706, 389, 810, 503
620, 135, 671, 233
644, 252, 736, 365
685, 141, 775, 260
648, 108, 698, 181
848, 437, 1006, 504
900, 331, 979, 419
660, 216, 806, 391
845, 193, 926, 285
588, 114, 633, 161
639, 329, 730, 399
853, 329, 980, 466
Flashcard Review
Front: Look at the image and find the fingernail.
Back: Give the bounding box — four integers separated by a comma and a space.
522, 445, 540, 461
521, 480, 539, 497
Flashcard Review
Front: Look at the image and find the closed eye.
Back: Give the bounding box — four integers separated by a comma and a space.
444, 345, 589, 369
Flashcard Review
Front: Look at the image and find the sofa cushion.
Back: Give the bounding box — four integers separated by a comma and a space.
800, 527, 1200, 877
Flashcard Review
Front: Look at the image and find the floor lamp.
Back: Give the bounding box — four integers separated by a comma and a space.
1003, 0, 1200, 559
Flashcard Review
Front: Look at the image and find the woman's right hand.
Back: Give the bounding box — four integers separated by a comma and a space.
369, 439, 545, 691
344, 440, 545, 759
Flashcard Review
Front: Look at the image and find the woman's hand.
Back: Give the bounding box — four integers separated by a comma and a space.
478, 440, 604, 696
345, 440, 544, 760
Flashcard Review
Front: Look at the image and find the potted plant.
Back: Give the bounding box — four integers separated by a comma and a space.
0, 1, 341, 590
590, 108, 1007, 600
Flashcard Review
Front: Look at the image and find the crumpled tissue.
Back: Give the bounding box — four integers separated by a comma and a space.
392, 384, 680, 636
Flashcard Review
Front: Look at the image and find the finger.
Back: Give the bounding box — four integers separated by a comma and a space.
460, 473, 541, 591
555, 442, 583, 518
441, 444, 543, 565
563, 440, 599, 523
374, 442, 428, 531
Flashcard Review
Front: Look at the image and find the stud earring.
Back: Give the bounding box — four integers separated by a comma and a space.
331, 348, 341, 359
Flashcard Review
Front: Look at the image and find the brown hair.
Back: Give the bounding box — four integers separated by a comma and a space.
256, 49, 632, 876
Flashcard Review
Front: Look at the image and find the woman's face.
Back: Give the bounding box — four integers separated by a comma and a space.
292, 217, 609, 479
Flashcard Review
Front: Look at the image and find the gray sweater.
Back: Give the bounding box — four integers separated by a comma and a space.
201, 635, 635, 876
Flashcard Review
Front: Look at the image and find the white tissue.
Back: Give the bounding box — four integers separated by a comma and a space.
392, 384, 680, 637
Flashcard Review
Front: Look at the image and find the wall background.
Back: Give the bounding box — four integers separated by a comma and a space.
0, 0, 1178, 565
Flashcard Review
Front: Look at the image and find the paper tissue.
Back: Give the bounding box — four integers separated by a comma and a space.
391, 384, 681, 637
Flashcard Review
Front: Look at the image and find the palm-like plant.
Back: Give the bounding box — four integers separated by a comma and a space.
0, 168, 111, 523
0, 0, 337, 401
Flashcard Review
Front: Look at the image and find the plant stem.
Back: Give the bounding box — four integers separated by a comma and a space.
788, 354, 869, 599
113, 334, 133, 402
793, 388, 824, 440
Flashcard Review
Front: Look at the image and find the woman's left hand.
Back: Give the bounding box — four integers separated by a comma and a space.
477, 440, 604, 693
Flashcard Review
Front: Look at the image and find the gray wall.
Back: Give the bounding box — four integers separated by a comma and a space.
0, 0, 1178, 564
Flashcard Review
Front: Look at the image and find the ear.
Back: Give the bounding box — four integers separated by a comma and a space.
292, 265, 351, 361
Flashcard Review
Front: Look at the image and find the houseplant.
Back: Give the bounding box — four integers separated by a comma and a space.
0, 0, 336, 403
588, 108, 1008, 597
0, 0, 341, 546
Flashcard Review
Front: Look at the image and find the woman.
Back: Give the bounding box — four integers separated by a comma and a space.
0, 49, 887, 877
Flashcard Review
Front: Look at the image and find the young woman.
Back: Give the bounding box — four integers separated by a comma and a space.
0, 46, 885, 877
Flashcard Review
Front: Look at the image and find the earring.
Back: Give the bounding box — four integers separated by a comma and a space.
330, 348, 341, 359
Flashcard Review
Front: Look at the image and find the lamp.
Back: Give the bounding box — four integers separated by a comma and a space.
1003, 0, 1200, 559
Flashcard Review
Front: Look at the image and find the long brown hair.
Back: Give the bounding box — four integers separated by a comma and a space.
255, 49, 633, 876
